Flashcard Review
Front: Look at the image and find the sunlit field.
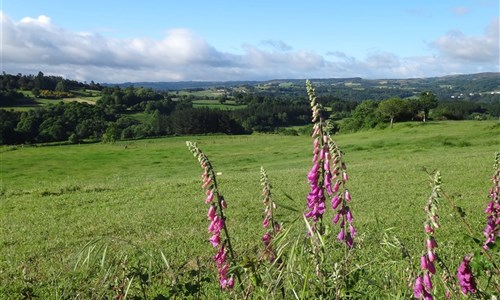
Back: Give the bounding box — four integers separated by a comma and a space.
1, 120, 499, 298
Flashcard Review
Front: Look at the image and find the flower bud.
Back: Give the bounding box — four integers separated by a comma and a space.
345, 190, 351, 201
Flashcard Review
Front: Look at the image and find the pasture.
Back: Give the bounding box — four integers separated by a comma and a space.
192, 99, 247, 110
1, 120, 499, 298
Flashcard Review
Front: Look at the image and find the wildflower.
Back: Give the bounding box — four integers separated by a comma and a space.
333, 180, 340, 193
306, 80, 357, 247
426, 237, 437, 250
331, 195, 340, 210
415, 171, 442, 299
424, 224, 434, 234
337, 229, 345, 241
345, 190, 351, 201
343, 172, 349, 182
262, 217, 270, 228
213, 245, 234, 290
346, 209, 353, 222
413, 276, 424, 298
262, 232, 271, 247
420, 255, 428, 270
209, 234, 220, 248
423, 272, 432, 290
205, 189, 214, 204
483, 152, 500, 250
260, 167, 281, 262
187, 141, 236, 290
207, 205, 216, 220
414, 274, 434, 300
457, 255, 477, 295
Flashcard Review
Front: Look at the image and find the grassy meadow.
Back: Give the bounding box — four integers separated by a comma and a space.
1, 120, 499, 298
192, 99, 247, 110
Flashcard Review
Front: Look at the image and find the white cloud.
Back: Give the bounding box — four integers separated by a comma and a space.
1, 13, 498, 82
20, 15, 52, 26
431, 17, 499, 63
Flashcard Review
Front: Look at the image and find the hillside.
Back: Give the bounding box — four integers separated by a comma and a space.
1, 72, 498, 145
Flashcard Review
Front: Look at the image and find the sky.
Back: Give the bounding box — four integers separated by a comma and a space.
1, 0, 499, 83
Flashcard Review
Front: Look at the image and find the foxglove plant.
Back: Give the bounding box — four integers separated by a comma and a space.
414, 171, 441, 300
260, 167, 281, 262
329, 139, 356, 248
305, 80, 356, 248
186, 141, 235, 290
483, 152, 500, 251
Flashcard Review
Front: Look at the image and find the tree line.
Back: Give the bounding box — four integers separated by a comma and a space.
340, 93, 499, 132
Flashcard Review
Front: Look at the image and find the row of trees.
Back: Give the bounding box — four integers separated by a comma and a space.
340, 92, 499, 132
0, 102, 115, 144
98, 86, 164, 110
0, 72, 101, 92
0, 98, 313, 144
2, 90, 498, 144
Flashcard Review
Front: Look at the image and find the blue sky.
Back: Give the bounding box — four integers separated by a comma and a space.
1, 0, 499, 83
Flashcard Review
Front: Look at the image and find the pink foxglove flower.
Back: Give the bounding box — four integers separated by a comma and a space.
331, 195, 340, 210
423, 272, 432, 290
205, 190, 214, 204
213, 245, 234, 290
207, 205, 216, 220
187, 141, 236, 290
457, 255, 477, 295
483, 152, 500, 250
260, 167, 281, 262
337, 229, 345, 241
420, 255, 428, 270
413, 276, 424, 298
345, 190, 351, 201
342, 172, 349, 182
262, 232, 271, 247
415, 171, 442, 299
333, 180, 340, 193
305, 80, 357, 248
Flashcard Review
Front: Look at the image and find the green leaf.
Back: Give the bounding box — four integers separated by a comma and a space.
275, 202, 300, 212
281, 192, 297, 202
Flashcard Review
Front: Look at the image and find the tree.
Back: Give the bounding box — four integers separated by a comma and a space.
341, 100, 382, 132
219, 93, 228, 104
102, 123, 119, 143
34, 71, 45, 90
31, 88, 40, 98
378, 98, 408, 128
417, 92, 438, 122
55, 81, 67, 92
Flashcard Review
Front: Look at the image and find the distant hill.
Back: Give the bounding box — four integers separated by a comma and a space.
109, 72, 499, 91
109, 80, 261, 90
107, 72, 500, 102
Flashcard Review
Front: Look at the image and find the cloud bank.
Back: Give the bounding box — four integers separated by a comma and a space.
2, 13, 499, 83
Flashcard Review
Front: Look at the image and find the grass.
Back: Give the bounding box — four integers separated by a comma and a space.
1, 120, 499, 298
192, 99, 247, 110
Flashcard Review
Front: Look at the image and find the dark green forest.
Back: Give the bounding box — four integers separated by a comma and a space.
0, 72, 499, 145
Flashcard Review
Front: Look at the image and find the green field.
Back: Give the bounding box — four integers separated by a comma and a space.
1, 120, 499, 298
192, 99, 247, 110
